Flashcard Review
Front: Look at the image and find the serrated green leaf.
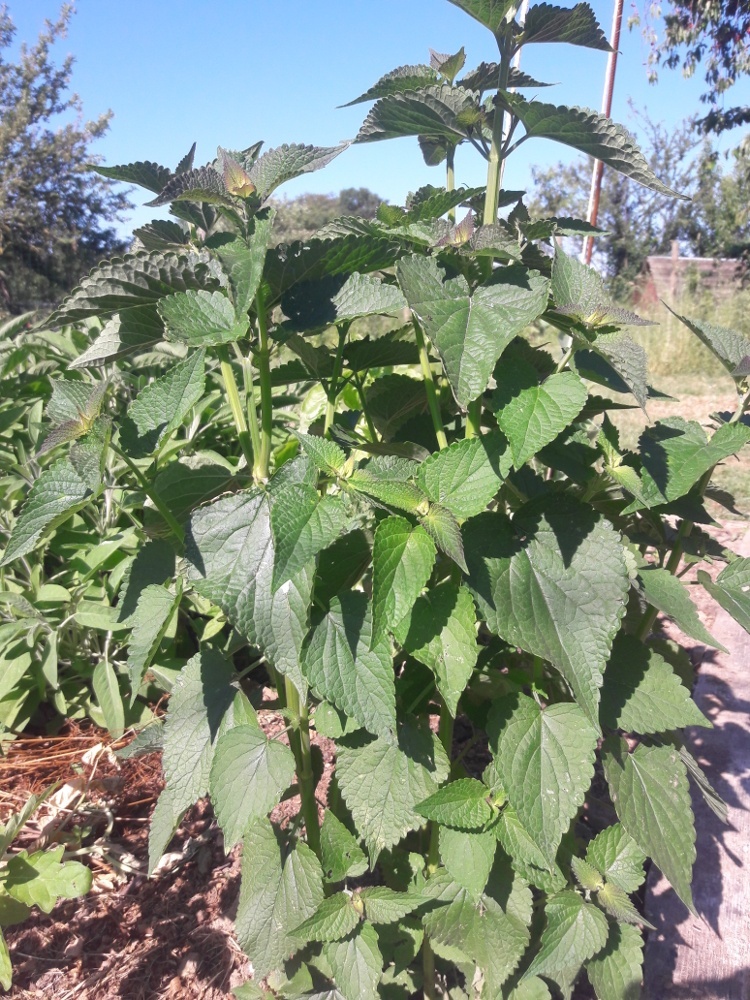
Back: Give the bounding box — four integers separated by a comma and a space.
491, 803, 566, 892
126, 584, 179, 699
133, 219, 189, 252
505, 95, 684, 197
120, 349, 205, 457
92, 659, 125, 738
465, 497, 628, 722
627, 417, 750, 512
146, 165, 232, 207
303, 592, 396, 738
421, 503, 468, 572
570, 856, 605, 891
422, 877, 530, 994
50, 250, 226, 324
405, 184, 486, 222
430, 45, 467, 82
493, 360, 588, 468
4, 845, 92, 913
118, 538, 176, 621
637, 567, 725, 650
416, 778, 493, 829
47, 378, 105, 425
161, 650, 235, 816
294, 432, 347, 475
372, 516, 436, 645
337, 719, 449, 861
489, 694, 598, 862
323, 921, 382, 1000
600, 633, 709, 733
355, 84, 479, 145
344, 64, 439, 106
1, 459, 92, 567
271, 485, 349, 591
524, 890, 608, 981
342, 331, 419, 372
603, 737, 696, 911
158, 289, 247, 346
392, 581, 478, 716
143, 456, 236, 535
213, 213, 274, 316
358, 886, 422, 923
69, 418, 110, 489
348, 470, 426, 514
94, 159, 172, 193
70, 305, 165, 369
185, 489, 313, 693
586, 824, 646, 894
586, 922, 644, 1000
320, 810, 368, 883
447, 0, 518, 32
265, 235, 400, 300
331, 272, 407, 320
235, 818, 324, 979
398, 255, 548, 407
505, 978, 552, 1000
294, 892, 361, 943
210, 726, 295, 848
521, 3, 610, 50
365, 373, 429, 439
665, 307, 750, 377
439, 825, 496, 899
592, 333, 650, 409
249, 142, 349, 199
597, 881, 650, 927
147, 786, 186, 874
416, 433, 510, 518
698, 557, 750, 634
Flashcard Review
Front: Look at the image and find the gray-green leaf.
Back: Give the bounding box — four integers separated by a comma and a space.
372, 516, 436, 645
637, 566, 726, 650
524, 890, 608, 981
416, 433, 510, 518
158, 290, 247, 346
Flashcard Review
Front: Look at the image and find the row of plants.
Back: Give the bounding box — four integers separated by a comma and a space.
3, 1, 750, 995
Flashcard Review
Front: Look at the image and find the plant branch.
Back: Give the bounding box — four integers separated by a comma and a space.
414, 319, 448, 451
218, 346, 255, 470
111, 443, 184, 544
324, 324, 348, 436
284, 677, 321, 859
254, 287, 274, 481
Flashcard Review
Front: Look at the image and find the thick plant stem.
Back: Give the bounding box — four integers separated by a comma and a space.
218, 347, 254, 470
324, 324, 348, 436
235, 345, 262, 462
423, 703, 454, 999
112, 444, 184, 544
254, 289, 273, 481
446, 145, 456, 223
353, 371, 377, 442
414, 319, 448, 451
636, 387, 750, 641
465, 400, 482, 439
284, 677, 321, 858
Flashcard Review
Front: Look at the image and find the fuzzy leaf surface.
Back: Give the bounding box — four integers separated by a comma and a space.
603, 738, 696, 910
121, 350, 205, 456
69, 305, 165, 369
372, 516, 436, 644
492, 361, 588, 467
489, 694, 598, 862
358, 887, 423, 923
126, 584, 179, 697
398, 255, 548, 407
465, 497, 628, 722
4, 846, 92, 913
158, 289, 247, 346
332, 272, 407, 320
439, 826, 496, 899
323, 921, 382, 1000
294, 892, 361, 943
586, 922, 644, 1000
337, 720, 449, 860
447, 0, 518, 32
344, 64, 438, 105
637, 567, 725, 650
521, 2, 610, 50
185, 489, 313, 692
586, 824, 646, 894
524, 890, 609, 980
698, 557, 750, 634
235, 818, 323, 979
212, 215, 273, 315
416, 778, 493, 829
392, 581, 478, 715
355, 85, 478, 144
210, 726, 295, 848
665, 307, 750, 376
1, 460, 92, 566
249, 142, 349, 199
320, 810, 368, 883
505, 95, 683, 197
416, 433, 510, 518
600, 633, 709, 733
271, 485, 349, 591
303, 592, 396, 737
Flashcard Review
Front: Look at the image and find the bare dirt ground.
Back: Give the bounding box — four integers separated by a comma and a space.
2, 521, 747, 1000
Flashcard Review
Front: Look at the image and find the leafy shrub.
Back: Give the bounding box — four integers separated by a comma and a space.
3, 2, 750, 996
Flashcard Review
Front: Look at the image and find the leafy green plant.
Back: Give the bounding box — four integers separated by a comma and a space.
3, 1, 750, 996
0, 784, 92, 990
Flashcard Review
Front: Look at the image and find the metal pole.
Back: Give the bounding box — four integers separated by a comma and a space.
581, 0, 625, 266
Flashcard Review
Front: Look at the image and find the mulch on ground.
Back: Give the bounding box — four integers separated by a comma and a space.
2, 521, 745, 999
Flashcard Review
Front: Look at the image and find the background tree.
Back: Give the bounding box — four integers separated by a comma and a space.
271, 187, 383, 243
528, 109, 750, 298
635, 0, 750, 134
0, 4, 131, 314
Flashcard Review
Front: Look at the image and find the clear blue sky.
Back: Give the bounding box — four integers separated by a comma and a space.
11, 1, 750, 235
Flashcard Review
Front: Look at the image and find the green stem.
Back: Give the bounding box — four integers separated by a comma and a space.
111, 443, 184, 544
235, 343, 262, 463
483, 37, 513, 228
284, 677, 321, 858
414, 319, 448, 451
218, 346, 255, 470
254, 288, 274, 482
324, 324, 348, 436
353, 371, 377, 442
465, 400, 482, 439
636, 387, 750, 642
446, 145, 456, 224
555, 345, 574, 374
423, 702, 454, 999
